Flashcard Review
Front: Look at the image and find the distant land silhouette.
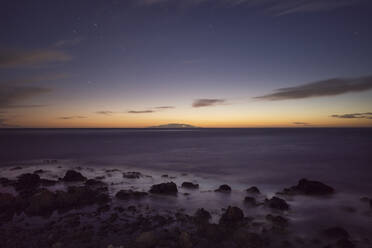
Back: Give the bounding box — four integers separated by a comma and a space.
148, 123, 198, 128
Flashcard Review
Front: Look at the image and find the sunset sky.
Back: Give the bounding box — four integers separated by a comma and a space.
1, 0, 372, 128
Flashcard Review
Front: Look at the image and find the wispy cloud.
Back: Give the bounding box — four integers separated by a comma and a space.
331, 112, 372, 119
293, 122, 311, 126
192, 98, 226, 107
54, 37, 83, 48
0, 85, 51, 109
155, 106, 175, 109
58, 116, 87, 120
95, 111, 116, 115
0, 48, 72, 68
2, 73, 69, 85
136, 0, 365, 15
128, 110, 155, 114
255, 75, 372, 101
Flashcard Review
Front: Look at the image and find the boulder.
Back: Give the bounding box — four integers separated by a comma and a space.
219, 206, 244, 225
0, 177, 16, 187
181, 182, 199, 189
215, 184, 231, 193
0, 193, 16, 221
179, 232, 193, 248
266, 214, 288, 227
85, 179, 106, 187
323, 227, 349, 239
246, 186, 260, 194
16, 173, 41, 190
244, 196, 257, 206
336, 238, 355, 248
123, 171, 142, 179
25, 189, 56, 216
115, 190, 148, 200
282, 178, 334, 195
62, 170, 87, 182
265, 197, 289, 210
135, 231, 157, 248
149, 182, 178, 194
233, 229, 266, 248
194, 208, 211, 223
40, 178, 58, 186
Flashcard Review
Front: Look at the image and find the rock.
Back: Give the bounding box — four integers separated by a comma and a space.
233, 229, 266, 248
323, 227, 349, 239
215, 184, 231, 193
62, 170, 87, 182
33, 169, 46, 174
26, 189, 56, 216
336, 238, 355, 248
179, 232, 193, 248
219, 206, 244, 225
85, 179, 106, 187
149, 182, 178, 194
370, 199, 372, 209
40, 178, 58, 186
266, 214, 288, 227
181, 182, 199, 189
282, 178, 334, 195
161, 174, 169, 178
135, 231, 157, 248
0, 177, 16, 187
194, 208, 211, 223
0, 193, 16, 221
123, 171, 142, 179
265, 197, 289, 210
16, 173, 41, 191
246, 186, 260, 194
10, 166, 23, 170
197, 223, 225, 242
115, 190, 148, 200
244, 196, 257, 206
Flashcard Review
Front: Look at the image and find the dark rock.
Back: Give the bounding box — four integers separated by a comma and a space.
161, 174, 169, 178
265, 197, 289, 210
233, 229, 266, 248
10, 166, 23, 170
149, 182, 178, 194
0, 193, 16, 221
179, 232, 193, 248
215, 184, 231, 193
135, 231, 157, 248
115, 190, 148, 200
323, 227, 349, 239
181, 182, 199, 189
16, 173, 41, 191
244, 196, 257, 206
360, 196, 369, 202
266, 214, 289, 227
370, 199, 372, 209
197, 223, 225, 242
40, 178, 58, 186
336, 238, 355, 248
219, 206, 244, 225
194, 208, 211, 223
123, 171, 142, 179
25, 189, 56, 216
0, 177, 16, 187
282, 178, 334, 196
246, 186, 260, 194
33, 169, 46, 174
85, 179, 106, 187
62, 170, 87, 182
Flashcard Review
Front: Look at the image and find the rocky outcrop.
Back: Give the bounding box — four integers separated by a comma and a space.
123, 172, 142, 179
181, 182, 199, 189
281, 178, 334, 196
219, 206, 244, 226
194, 208, 211, 224
246, 186, 260, 194
323, 227, 349, 239
16, 173, 40, 191
265, 197, 289, 210
244, 196, 257, 206
135, 231, 157, 248
62, 170, 87, 182
215, 184, 231, 193
115, 190, 148, 200
149, 182, 178, 195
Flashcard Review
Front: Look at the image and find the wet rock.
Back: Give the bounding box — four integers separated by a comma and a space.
85, 179, 106, 187
197, 223, 225, 242
282, 178, 334, 196
0, 177, 16, 187
123, 171, 142, 179
62, 170, 87, 182
149, 182, 178, 194
246, 186, 260, 194
266, 214, 289, 227
0, 193, 16, 221
161, 174, 169, 178
181, 182, 199, 189
179, 232, 193, 248
265, 197, 289, 210
336, 238, 355, 248
40, 178, 58, 186
135, 231, 157, 248
219, 206, 244, 226
244, 196, 257, 206
215, 184, 231, 193
115, 190, 148, 200
25, 189, 56, 216
194, 208, 211, 224
323, 227, 349, 239
33, 169, 46, 174
16, 173, 41, 191
233, 229, 266, 248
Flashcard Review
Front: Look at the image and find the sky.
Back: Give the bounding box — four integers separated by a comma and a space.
1, 0, 372, 128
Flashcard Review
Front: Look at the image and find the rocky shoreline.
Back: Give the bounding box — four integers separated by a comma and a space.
0, 164, 371, 248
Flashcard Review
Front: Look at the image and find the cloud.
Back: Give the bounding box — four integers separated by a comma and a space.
331, 112, 372, 119
192, 98, 226, 107
293, 122, 311, 126
95, 111, 116, 115
255, 75, 372, 101
135, 0, 365, 15
128, 110, 155, 114
54, 37, 83, 47
155, 106, 175, 109
0, 48, 72, 68
2, 73, 69, 85
58, 116, 87, 120
0, 85, 51, 109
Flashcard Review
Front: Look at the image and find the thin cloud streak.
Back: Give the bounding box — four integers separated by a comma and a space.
0, 85, 51, 109
255, 75, 372, 101
95, 111, 115, 115
128, 110, 155, 114
155, 106, 175, 109
58, 116, 87, 120
192, 98, 226, 107
331, 112, 372, 119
